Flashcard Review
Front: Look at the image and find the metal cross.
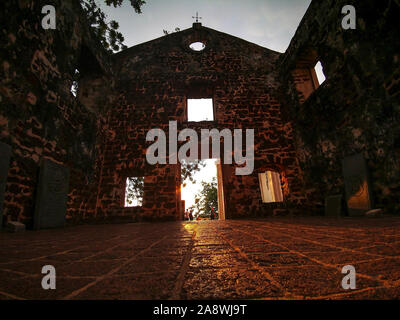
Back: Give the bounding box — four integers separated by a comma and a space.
192, 12, 202, 23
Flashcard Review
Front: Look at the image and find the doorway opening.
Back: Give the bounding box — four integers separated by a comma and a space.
181, 158, 225, 221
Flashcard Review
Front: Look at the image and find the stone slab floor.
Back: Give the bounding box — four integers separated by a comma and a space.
0, 217, 400, 300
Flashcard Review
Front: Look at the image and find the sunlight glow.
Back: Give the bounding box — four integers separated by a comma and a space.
187, 98, 214, 122
189, 41, 206, 51
181, 159, 217, 210
124, 177, 144, 207
314, 61, 326, 85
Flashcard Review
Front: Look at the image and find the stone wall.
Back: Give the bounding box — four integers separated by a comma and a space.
93, 24, 306, 220
280, 0, 400, 213
2, 0, 398, 226
0, 0, 110, 227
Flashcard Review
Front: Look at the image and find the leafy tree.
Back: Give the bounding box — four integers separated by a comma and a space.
80, 0, 146, 53
163, 27, 181, 35
71, 69, 80, 97
189, 178, 218, 218
181, 159, 206, 187
125, 176, 144, 206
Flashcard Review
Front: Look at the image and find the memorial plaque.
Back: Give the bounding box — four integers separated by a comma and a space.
0, 142, 12, 230
7, 221, 26, 233
325, 195, 342, 217
342, 153, 373, 216
34, 159, 70, 229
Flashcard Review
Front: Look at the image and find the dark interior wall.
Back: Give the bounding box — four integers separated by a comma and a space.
95, 24, 306, 221
280, 0, 400, 213
0, 0, 110, 226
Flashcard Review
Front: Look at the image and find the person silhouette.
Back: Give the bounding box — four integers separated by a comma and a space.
210, 207, 215, 220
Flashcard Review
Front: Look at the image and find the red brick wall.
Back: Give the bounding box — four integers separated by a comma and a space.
280, 0, 400, 214
0, 0, 108, 227
92, 25, 306, 220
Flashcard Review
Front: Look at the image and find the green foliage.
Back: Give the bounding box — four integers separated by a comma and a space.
181, 160, 206, 187
104, 0, 145, 12
189, 178, 218, 218
125, 176, 144, 206
70, 69, 80, 97
163, 27, 181, 35
80, 0, 146, 53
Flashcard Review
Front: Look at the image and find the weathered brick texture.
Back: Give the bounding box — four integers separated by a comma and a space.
93, 25, 305, 220
1, 0, 398, 227
0, 0, 109, 226
280, 0, 400, 213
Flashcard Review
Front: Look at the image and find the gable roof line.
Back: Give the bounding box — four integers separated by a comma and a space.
201, 26, 281, 55
113, 25, 281, 58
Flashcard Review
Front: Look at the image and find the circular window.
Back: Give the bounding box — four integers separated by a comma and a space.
189, 41, 206, 51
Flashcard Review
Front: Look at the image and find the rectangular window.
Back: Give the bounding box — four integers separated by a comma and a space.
124, 177, 144, 207
258, 171, 283, 203
70, 69, 80, 98
314, 61, 326, 85
187, 98, 214, 122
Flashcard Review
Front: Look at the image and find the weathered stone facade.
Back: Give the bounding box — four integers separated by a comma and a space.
0, 0, 399, 228
280, 0, 400, 214
0, 0, 110, 227
98, 23, 304, 221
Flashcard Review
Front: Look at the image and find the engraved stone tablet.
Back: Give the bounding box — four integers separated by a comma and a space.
34, 159, 70, 229
342, 153, 373, 216
325, 195, 342, 217
0, 142, 12, 230
7, 221, 26, 233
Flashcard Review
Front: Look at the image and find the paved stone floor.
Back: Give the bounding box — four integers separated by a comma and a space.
0, 217, 400, 300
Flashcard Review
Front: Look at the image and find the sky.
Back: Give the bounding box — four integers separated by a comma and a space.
101, 1, 316, 210
181, 159, 217, 211
96, 0, 312, 53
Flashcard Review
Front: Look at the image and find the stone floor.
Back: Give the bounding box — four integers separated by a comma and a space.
0, 217, 400, 300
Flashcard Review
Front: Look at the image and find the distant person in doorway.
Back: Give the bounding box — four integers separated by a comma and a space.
210, 208, 216, 220
189, 210, 193, 221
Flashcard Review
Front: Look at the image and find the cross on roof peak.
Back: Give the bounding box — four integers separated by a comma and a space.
192, 12, 202, 23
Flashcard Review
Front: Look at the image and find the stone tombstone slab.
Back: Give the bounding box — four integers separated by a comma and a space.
0, 142, 12, 230
7, 221, 26, 233
325, 195, 342, 217
34, 159, 70, 229
342, 153, 373, 216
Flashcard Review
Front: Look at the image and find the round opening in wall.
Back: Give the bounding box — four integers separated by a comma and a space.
189, 41, 206, 51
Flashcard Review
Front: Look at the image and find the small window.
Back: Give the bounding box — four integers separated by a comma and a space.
187, 98, 214, 122
258, 171, 283, 203
124, 177, 144, 207
314, 61, 326, 85
189, 41, 206, 51
70, 69, 80, 97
